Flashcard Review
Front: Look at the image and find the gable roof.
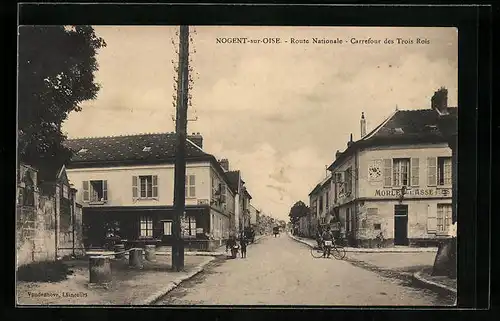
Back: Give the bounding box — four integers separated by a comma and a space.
63, 132, 237, 193
308, 174, 332, 197
327, 108, 457, 171
225, 171, 241, 192
63, 132, 207, 167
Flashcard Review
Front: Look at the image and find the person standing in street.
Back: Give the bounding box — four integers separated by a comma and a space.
240, 235, 248, 258
321, 227, 334, 258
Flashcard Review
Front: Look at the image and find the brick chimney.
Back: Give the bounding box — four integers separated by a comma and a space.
188, 132, 203, 149
431, 87, 449, 115
360, 112, 366, 138
219, 159, 229, 171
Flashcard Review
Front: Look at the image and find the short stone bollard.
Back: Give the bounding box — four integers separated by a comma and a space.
89, 256, 112, 284
114, 244, 126, 259
145, 244, 156, 262
129, 248, 144, 268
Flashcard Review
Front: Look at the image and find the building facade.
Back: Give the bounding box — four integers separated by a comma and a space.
328, 107, 456, 247
63, 133, 237, 251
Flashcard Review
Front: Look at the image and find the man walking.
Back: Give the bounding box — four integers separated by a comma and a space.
240, 234, 248, 258
321, 227, 334, 258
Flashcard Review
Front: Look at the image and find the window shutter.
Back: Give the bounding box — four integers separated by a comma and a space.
152, 175, 158, 197
427, 157, 437, 186
189, 175, 196, 197
102, 180, 108, 201
383, 159, 392, 187
411, 158, 419, 186
185, 175, 188, 197
82, 181, 89, 202
221, 184, 227, 203
132, 176, 138, 199
426, 205, 437, 233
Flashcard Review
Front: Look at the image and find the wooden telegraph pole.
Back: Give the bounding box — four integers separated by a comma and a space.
172, 25, 190, 271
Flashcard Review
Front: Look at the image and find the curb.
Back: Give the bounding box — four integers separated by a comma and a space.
287, 233, 437, 253
140, 256, 215, 305
413, 271, 457, 296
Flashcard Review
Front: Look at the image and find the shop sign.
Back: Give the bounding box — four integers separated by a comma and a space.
374, 188, 451, 197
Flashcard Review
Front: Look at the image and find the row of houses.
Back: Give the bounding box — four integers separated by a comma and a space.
299, 88, 456, 248
60, 132, 261, 251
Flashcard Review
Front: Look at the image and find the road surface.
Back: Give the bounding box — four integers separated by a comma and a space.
155, 234, 454, 306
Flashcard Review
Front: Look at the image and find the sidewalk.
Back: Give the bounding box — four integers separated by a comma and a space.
16, 255, 214, 305
413, 268, 457, 296
288, 233, 437, 253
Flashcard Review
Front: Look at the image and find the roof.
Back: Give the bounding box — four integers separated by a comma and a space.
308, 174, 332, 197
225, 171, 241, 192
327, 108, 457, 171
63, 132, 237, 194
63, 132, 207, 166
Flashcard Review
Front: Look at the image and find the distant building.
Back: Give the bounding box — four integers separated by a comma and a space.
308, 174, 333, 236
327, 98, 455, 247
63, 132, 237, 251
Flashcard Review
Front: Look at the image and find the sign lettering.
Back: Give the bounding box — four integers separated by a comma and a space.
374, 188, 451, 197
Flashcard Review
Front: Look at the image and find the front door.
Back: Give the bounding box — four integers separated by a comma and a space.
394, 205, 409, 245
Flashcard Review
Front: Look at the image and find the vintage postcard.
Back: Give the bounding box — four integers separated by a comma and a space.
16, 25, 457, 306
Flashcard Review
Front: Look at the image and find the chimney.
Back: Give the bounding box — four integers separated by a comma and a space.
347, 133, 353, 147
219, 159, 229, 172
431, 87, 449, 115
187, 132, 203, 149
335, 150, 342, 159
360, 112, 366, 138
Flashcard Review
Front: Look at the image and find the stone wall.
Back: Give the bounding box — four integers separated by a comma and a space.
16, 193, 57, 267
16, 164, 85, 267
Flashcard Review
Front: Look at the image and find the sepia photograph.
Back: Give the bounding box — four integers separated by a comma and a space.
16, 25, 458, 306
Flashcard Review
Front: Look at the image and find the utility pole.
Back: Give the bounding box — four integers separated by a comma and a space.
172, 25, 190, 271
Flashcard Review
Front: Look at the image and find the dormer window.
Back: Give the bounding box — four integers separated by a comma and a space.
78, 148, 88, 154
142, 146, 152, 152
394, 128, 404, 134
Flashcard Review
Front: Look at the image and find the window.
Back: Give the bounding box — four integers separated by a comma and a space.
139, 216, 153, 238
318, 196, 323, 213
163, 220, 172, 236
374, 223, 381, 230
62, 184, 69, 199
325, 191, 329, 211
132, 175, 158, 199
437, 204, 452, 233
185, 175, 196, 198
140, 176, 153, 198
83, 180, 107, 202
392, 158, 410, 187
345, 167, 353, 194
437, 157, 452, 186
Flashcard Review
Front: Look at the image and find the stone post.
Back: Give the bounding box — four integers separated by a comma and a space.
114, 244, 125, 260
89, 256, 112, 284
145, 244, 156, 262
128, 248, 143, 268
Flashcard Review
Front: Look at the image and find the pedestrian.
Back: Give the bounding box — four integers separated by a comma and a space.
321, 226, 334, 258
240, 235, 248, 258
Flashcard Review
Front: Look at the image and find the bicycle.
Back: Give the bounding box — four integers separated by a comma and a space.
310, 240, 346, 260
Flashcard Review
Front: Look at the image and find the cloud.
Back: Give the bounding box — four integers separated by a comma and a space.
62, 26, 458, 220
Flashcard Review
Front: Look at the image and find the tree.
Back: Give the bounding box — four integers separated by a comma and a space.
18, 26, 106, 184
288, 201, 310, 225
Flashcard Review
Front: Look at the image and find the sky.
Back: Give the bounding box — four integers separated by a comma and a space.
62, 26, 458, 221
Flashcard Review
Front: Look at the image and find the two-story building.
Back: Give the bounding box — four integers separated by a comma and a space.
328, 103, 456, 248
224, 168, 252, 233
308, 174, 333, 237
63, 132, 237, 251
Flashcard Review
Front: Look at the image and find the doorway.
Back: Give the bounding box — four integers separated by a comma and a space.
394, 204, 409, 246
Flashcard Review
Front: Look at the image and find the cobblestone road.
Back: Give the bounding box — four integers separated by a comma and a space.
155, 235, 454, 306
